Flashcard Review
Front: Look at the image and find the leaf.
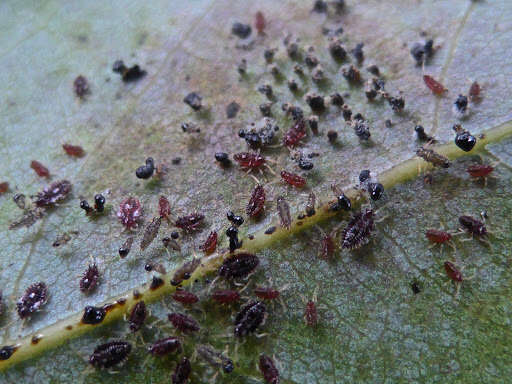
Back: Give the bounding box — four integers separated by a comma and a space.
1, 0, 511, 382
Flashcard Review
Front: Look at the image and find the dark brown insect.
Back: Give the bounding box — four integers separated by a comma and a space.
305, 300, 318, 327
62, 143, 85, 157
426, 229, 452, 244
200, 231, 217, 254
423, 75, 446, 95
172, 357, 192, 384
119, 237, 134, 258
89, 341, 131, 368
140, 217, 161, 251
247, 184, 266, 218
280, 171, 306, 188
255, 11, 266, 34
416, 147, 450, 168
234, 301, 266, 337
469, 81, 481, 100
33, 180, 72, 207
128, 301, 147, 332
30, 160, 50, 177
150, 276, 164, 290
175, 213, 204, 231
148, 337, 182, 356
158, 195, 171, 219
467, 164, 494, 178
218, 253, 259, 279
319, 234, 335, 260
73, 75, 89, 98
16, 282, 48, 319
444, 261, 463, 282
259, 354, 280, 384
0, 182, 8, 194
172, 290, 199, 304
80, 264, 99, 294
197, 344, 234, 374
254, 286, 280, 300
459, 215, 487, 236
276, 196, 291, 230
171, 258, 201, 286
168, 312, 200, 333
341, 209, 375, 250
0, 345, 19, 361
117, 197, 142, 229
82, 305, 106, 325
212, 289, 241, 304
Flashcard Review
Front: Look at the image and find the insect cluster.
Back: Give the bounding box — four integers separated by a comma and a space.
0, 2, 501, 383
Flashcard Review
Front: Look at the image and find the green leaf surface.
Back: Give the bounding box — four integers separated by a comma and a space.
1, 0, 511, 382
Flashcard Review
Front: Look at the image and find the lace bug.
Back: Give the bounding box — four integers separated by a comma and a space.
148, 337, 182, 356
247, 185, 266, 218
234, 301, 266, 337
80, 264, 99, 294
168, 312, 200, 333
172, 290, 199, 305
259, 354, 280, 384
128, 301, 147, 332
89, 341, 131, 369
30, 160, 50, 178
16, 282, 48, 319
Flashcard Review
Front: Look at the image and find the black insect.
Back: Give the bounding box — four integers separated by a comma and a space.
459, 215, 487, 236
351, 43, 364, 64
215, 152, 231, 166
0, 345, 19, 361
140, 217, 162, 251
135, 157, 155, 179
341, 209, 375, 250
150, 276, 164, 290
171, 258, 201, 286
234, 301, 266, 337
453, 94, 469, 118
367, 65, 380, 76
33, 180, 72, 207
148, 337, 182, 356
359, 170, 370, 183
16, 282, 48, 319
227, 211, 244, 226
387, 96, 405, 113
264, 48, 276, 63
232, 22, 252, 38
89, 341, 131, 368
342, 105, 352, 121
171, 231, 180, 239
226, 226, 242, 252
94, 194, 105, 212
288, 78, 298, 91
453, 124, 476, 152
226, 101, 240, 118
328, 38, 347, 61
112, 60, 146, 82
414, 125, 435, 142
128, 301, 147, 332
259, 102, 273, 117
172, 357, 192, 384
258, 84, 273, 99
368, 183, 384, 201
82, 305, 106, 325
352, 118, 371, 140
119, 237, 134, 258
410, 39, 434, 65
197, 344, 234, 374
80, 200, 93, 214
218, 253, 259, 279
183, 92, 202, 111
342, 65, 361, 83
305, 93, 325, 111
337, 194, 352, 211
80, 264, 99, 294
298, 157, 314, 170
411, 281, 421, 294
